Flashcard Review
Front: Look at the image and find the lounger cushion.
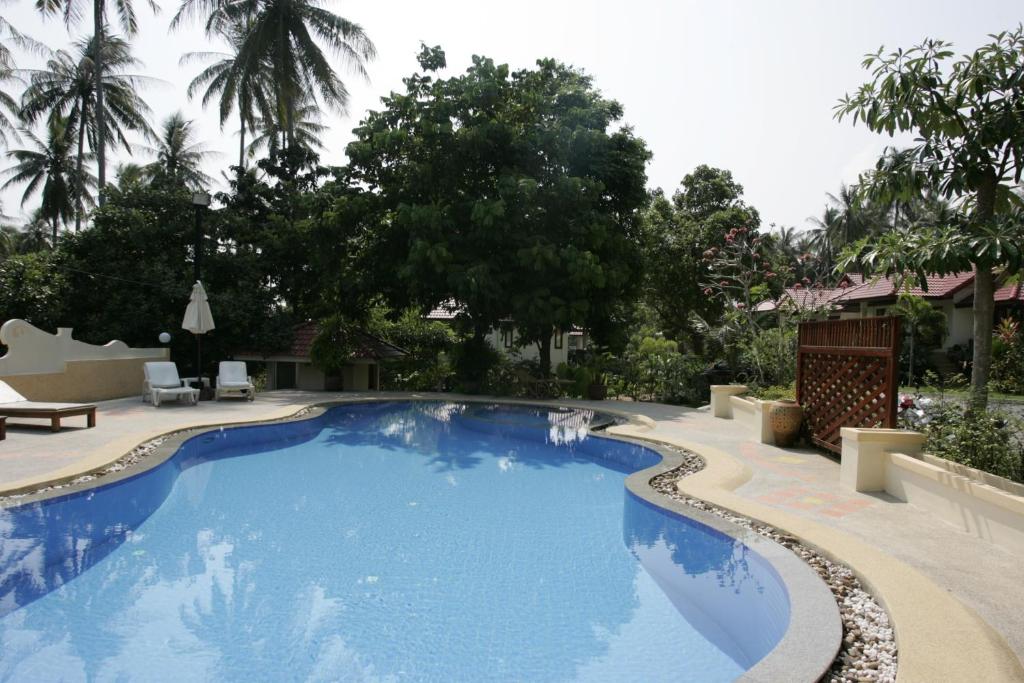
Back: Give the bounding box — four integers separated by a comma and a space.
0, 401, 93, 412
145, 362, 184, 388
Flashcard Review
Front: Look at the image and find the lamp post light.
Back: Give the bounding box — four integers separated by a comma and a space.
191, 191, 211, 283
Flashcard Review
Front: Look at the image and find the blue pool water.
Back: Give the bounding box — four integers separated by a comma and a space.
0, 402, 789, 682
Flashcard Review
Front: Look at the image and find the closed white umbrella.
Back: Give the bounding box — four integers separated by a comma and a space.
182, 281, 215, 382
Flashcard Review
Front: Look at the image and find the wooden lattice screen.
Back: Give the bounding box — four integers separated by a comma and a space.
796, 316, 902, 453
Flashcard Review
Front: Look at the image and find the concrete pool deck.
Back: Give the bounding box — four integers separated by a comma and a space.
1, 391, 1022, 681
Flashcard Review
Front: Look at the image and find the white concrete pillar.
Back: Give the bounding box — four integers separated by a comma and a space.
710, 384, 749, 418
840, 428, 926, 492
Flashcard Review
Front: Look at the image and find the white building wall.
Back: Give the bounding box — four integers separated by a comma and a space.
948, 307, 973, 349
296, 362, 326, 391
487, 328, 577, 367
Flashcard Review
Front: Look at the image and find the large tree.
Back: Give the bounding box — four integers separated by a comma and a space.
835, 27, 1024, 410
142, 111, 215, 189
181, 14, 274, 170
641, 165, 760, 347
35, 0, 158, 202
20, 33, 153, 229
174, 0, 375, 149
342, 46, 651, 376
1, 117, 95, 245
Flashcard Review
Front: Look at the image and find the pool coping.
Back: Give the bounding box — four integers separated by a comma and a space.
1, 397, 842, 683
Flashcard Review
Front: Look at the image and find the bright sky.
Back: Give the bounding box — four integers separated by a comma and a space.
4, 0, 1023, 230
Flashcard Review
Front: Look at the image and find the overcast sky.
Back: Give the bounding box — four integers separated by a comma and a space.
4, 0, 1023, 230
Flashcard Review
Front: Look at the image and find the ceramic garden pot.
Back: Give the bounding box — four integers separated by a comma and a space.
586, 382, 608, 400
769, 399, 803, 447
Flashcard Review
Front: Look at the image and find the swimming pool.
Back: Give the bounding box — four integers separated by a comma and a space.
0, 401, 801, 681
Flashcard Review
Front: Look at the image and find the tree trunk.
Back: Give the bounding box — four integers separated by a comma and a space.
538, 330, 552, 377
238, 109, 246, 170
75, 112, 87, 231
51, 217, 58, 248
970, 267, 995, 412
93, 0, 106, 203
969, 172, 998, 412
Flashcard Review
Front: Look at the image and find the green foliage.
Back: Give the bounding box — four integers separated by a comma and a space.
0, 250, 67, 331
750, 382, 796, 401
450, 334, 502, 393
738, 326, 797, 389
641, 166, 760, 347
901, 399, 1024, 483
992, 317, 1024, 394
369, 307, 459, 391
309, 314, 358, 375
835, 27, 1024, 410
608, 333, 708, 405
892, 294, 947, 385
340, 49, 651, 378
53, 182, 292, 374
483, 356, 565, 399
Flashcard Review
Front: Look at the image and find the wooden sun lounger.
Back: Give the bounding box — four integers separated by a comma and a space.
0, 402, 97, 432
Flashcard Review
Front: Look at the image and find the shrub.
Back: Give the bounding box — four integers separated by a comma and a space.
751, 382, 796, 401
991, 317, 1024, 394
899, 396, 1024, 483
739, 326, 797, 388
607, 334, 708, 405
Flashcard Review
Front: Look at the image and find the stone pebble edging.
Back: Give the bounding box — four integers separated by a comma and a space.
649, 446, 898, 683
0, 406, 319, 505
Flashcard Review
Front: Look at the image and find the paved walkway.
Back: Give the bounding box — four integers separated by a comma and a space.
620, 401, 1024, 665
1, 391, 1022, 672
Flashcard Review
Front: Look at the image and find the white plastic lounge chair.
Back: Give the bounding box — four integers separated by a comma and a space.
0, 380, 97, 431
143, 362, 199, 407
215, 361, 255, 401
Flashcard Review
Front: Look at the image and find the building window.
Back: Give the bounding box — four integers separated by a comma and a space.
875, 307, 887, 317
554, 329, 563, 349
502, 328, 513, 348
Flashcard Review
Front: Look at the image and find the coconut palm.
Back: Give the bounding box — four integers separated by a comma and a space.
246, 96, 324, 160
20, 33, 153, 229
181, 15, 274, 169
1, 117, 96, 245
232, 0, 373, 147
114, 160, 145, 187
141, 112, 215, 189
34, 0, 158, 200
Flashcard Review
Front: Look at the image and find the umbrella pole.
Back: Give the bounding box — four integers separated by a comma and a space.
196, 334, 202, 386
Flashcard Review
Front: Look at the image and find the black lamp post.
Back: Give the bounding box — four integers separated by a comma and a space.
191, 191, 211, 283
191, 191, 211, 383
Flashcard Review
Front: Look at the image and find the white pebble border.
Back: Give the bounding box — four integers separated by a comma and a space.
649, 446, 898, 683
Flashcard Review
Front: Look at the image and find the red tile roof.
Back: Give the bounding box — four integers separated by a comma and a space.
995, 282, 1024, 303
238, 322, 406, 360
757, 271, 977, 313
837, 272, 974, 302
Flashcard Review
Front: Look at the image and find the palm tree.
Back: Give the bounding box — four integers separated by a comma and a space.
808, 205, 842, 275
114, 160, 146, 187
20, 33, 153, 229
233, 0, 374, 147
34, 0, 158, 201
181, 15, 274, 169
0, 17, 38, 148
1, 117, 96, 245
246, 96, 324, 160
0, 211, 53, 256
142, 112, 215, 189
